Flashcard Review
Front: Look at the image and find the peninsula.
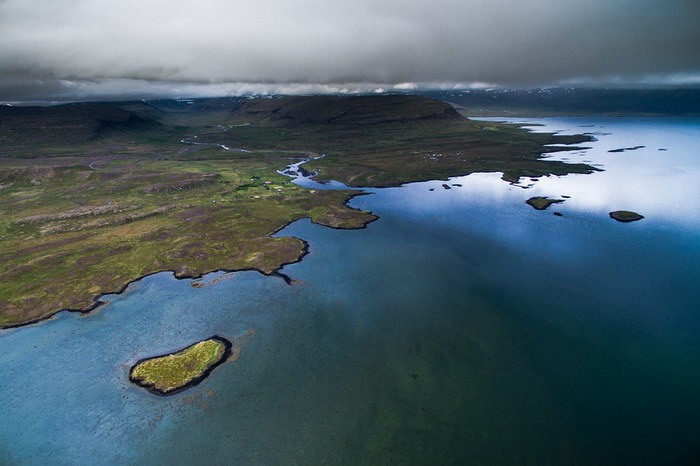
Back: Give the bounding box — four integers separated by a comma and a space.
0, 95, 595, 328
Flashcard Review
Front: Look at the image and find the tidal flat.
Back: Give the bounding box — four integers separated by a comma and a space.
1, 117, 699, 465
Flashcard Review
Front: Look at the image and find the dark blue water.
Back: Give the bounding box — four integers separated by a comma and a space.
1, 118, 699, 465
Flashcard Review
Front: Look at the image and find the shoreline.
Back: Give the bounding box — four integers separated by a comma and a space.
1, 132, 380, 331
1, 201, 378, 331
1, 118, 584, 330
128, 335, 233, 396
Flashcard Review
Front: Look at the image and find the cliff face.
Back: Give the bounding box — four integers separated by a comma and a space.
227, 95, 463, 126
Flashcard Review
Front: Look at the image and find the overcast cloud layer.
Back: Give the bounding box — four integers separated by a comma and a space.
1, 0, 699, 100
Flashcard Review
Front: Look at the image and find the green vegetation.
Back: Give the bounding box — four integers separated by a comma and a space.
0, 153, 375, 327
129, 336, 230, 395
609, 210, 644, 222
196, 95, 596, 187
526, 196, 565, 210
0, 95, 595, 328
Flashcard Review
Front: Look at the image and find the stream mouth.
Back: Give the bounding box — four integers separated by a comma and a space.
182, 130, 362, 191
276, 154, 323, 180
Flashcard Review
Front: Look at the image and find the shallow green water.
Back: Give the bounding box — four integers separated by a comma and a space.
1, 118, 699, 465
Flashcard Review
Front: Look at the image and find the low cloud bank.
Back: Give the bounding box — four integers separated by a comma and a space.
1, 0, 698, 99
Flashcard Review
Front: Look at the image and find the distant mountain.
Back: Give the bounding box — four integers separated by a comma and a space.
421, 88, 700, 117
227, 94, 462, 125
0, 103, 159, 147
105, 98, 248, 126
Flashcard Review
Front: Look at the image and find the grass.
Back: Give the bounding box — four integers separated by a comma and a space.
197, 103, 595, 187
129, 337, 228, 394
0, 153, 376, 327
0, 95, 596, 327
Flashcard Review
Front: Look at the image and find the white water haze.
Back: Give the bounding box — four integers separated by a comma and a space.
0, 0, 699, 99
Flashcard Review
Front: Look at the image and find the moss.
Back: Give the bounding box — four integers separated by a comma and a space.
129, 336, 230, 395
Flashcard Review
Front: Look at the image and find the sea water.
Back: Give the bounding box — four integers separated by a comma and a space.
1, 118, 699, 465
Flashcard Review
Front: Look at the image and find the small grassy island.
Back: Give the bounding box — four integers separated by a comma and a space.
609, 210, 644, 222
526, 196, 565, 210
129, 336, 232, 395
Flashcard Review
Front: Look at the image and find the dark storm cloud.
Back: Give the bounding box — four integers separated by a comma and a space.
0, 0, 699, 99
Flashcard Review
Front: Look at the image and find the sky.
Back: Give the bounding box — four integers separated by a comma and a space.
0, 0, 699, 101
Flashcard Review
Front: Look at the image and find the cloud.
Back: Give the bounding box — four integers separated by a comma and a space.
0, 0, 698, 99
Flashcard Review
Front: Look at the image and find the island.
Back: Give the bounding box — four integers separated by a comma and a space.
129, 336, 232, 395
526, 196, 565, 210
609, 210, 645, 222
608, 146, 645, 153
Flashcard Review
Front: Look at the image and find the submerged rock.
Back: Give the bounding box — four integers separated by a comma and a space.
526, 196, 564, 210
608, 146, 645, 153
442, 184, 451, 189
609, 210, 644, 222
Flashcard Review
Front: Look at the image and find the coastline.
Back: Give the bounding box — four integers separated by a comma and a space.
0, 118, 585, 330
0, 197, 378, 330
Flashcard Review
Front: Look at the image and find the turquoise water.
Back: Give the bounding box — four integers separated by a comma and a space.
1, 118, 699, 465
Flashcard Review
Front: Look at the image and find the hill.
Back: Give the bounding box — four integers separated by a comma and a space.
421, 88, 700, 117
227, 94, 462, 125
0, 104, 159, 152
0, 93, 596, 327
193, 94, 594, 186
